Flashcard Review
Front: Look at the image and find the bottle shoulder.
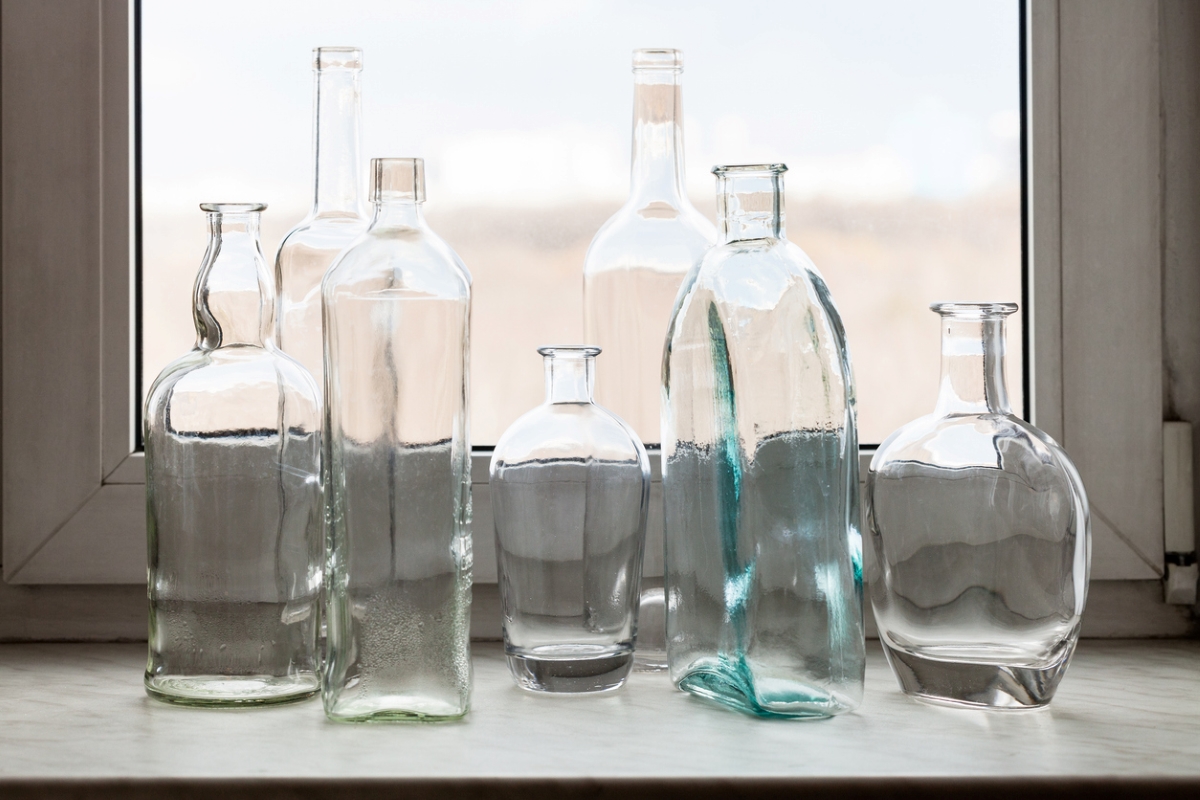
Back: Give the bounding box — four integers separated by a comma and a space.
322, 225, 471, 300
277, 213, 369, 257
583, 203, 716, 275
491, 403, 649, 476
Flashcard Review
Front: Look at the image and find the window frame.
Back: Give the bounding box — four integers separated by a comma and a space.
0, 0, 1170, 595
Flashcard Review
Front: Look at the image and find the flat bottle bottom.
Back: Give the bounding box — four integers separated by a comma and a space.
323, 696, 468, 724
507, 648, 633, 694
144, 673, 318, 707
881, 639, 1075, 710
677, 659, 856, 719
633, 650, 670, 673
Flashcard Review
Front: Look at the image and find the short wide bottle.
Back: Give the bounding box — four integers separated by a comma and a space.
662, 164, 865, 718
491, 347, 650, 693
322, 158, 473, 722
144, 203, 322, 706
867, 303, 1090, 710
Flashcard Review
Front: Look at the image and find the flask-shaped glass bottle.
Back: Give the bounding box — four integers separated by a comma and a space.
491, 347, 651, 693
662, 165, 865, 718
276, 47, 368, 388
144, 203, 323, 706
322, 159, 473, 722
583, 48, 715, 671
867, 303, 1090, 709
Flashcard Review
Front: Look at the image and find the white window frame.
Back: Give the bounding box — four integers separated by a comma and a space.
0, 2, 1184, 630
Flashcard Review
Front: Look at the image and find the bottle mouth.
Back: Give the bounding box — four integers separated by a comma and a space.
931, 302, 1019, 319
537, 345, 602, 358
313, 47, 363, 71
633, 48, 682, 72
712, 164, 787, 177
199, 202, 266, 214
371, 158, 425, 203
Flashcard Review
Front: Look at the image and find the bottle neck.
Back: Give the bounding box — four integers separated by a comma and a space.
717, 171, 784, 243
629, 69, 687, 210
369, 199, 425, 229
312, 67, 363, 216
544, 353, 595, 404
935, 316, 1012, 415
195, 213, 273, 350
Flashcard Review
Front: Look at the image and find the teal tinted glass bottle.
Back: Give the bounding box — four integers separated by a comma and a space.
662, 165, 864, 718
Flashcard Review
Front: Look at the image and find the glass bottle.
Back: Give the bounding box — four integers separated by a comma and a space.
490, 346, 650, 693
662, 164, 865, 718
322, 158, 473, 722
583, 48, 715, 672
275, 46, 368, 388
144, 203, 322, 706
866, 303, 1090, 710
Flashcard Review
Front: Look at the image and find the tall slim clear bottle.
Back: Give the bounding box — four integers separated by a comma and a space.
583, 48, 715, 671
144, 203, 322, 706
276, 46, 368, 387
662, 165, 865, 718
322, 159, 473, 722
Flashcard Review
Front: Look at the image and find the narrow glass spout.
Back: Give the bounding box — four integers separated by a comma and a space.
539, 346, 599, 404
312, 47, 364, 216
714, 164, 786, 243
369, 157, 426, 229
932, 302, 1017, 416
630, 49, 686, 211
195, 203, 272, 349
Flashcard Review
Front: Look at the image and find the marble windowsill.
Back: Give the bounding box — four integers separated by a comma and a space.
0, 640, 1198, 799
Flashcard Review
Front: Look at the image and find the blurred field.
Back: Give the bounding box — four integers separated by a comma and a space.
143, 188, 1020, 445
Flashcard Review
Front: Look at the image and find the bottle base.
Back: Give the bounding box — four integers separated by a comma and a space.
323, 697, 469, 723
881, 640, 1074, 710
144, 673, 318, 707
633, 652, 670, 673
507, 650, 633, 693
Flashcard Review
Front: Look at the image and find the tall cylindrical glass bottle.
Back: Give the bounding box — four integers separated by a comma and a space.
276, 47, 368, 388
322, 159, 473, 722
662, 165, 865, 719
145, 203, 322, 706
583, 48, 715, 671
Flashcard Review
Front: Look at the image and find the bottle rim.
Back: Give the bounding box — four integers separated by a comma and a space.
537, 345, 602, 358
931, 302, 1019, 318
633, 48, 682, 72
712, 164, 787, 177
199, 202, 266, 214
313, 47, 363, 71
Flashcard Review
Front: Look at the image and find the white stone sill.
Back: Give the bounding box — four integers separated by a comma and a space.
0, 640, 1198, 798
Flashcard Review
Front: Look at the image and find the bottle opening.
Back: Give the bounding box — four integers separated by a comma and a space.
313, 47, 363, 71
199, 202, 266, 215
931, 302, 1018, 319
633, 48, 682, 72
537, 345, 602, 358
371, 158, 426, 203
712, 164, 787, 177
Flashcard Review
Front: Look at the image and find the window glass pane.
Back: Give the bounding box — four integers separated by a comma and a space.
141, 0, 1021, 446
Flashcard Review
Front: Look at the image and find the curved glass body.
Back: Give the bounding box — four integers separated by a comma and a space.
322, 159, 473, 722
491, 347, 650, 693
275, 47, 368, 388
583, 48, 715, 671
662, 165, 864, 718
144, 204, 322, 706
867, 303, 1090, 710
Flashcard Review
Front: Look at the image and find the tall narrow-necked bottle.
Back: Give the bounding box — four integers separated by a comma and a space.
662, 165, 865, 718
276, 46, 368, 388
583, 48, 715, 672
144, 203, 323, 706
322, 158, 473, 722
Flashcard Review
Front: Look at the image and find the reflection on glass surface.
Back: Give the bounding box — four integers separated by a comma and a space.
141, 0, 1022, 444
866, 303, 1089, 710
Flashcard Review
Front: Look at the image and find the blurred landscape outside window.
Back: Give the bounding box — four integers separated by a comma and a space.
141, 0, 1022, 446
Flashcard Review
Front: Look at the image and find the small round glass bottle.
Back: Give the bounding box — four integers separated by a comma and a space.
583, 48, 716, 672
322, 158, 473, 722
662, 164, 865, 719
867, 302, 1090, 710
144, 203, 322, 706
491, 347, 650, 693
